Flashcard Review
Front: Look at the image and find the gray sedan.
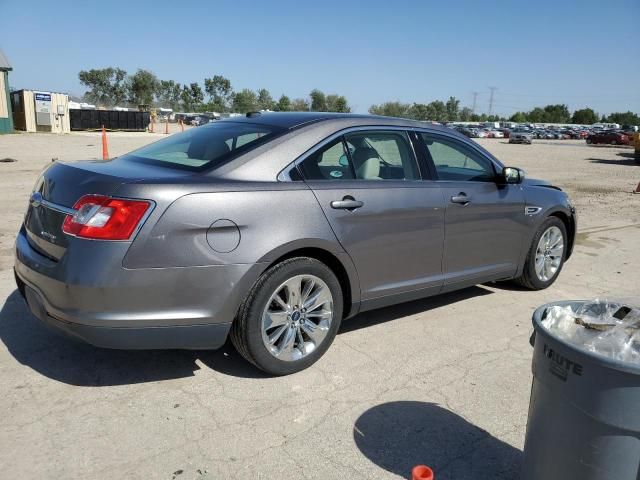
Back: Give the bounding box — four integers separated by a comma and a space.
15, 112, 576, 375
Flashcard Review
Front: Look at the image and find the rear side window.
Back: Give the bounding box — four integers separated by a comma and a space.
345, 131, 419, 180
420, 134, 496, 182
299, 130, 419, 181
125, 122, 283, 171
299, 138, 355, 180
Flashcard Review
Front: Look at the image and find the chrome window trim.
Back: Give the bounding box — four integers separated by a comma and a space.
277, 125, 504, 182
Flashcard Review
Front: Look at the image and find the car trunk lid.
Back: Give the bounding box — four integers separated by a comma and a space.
25, 158, 193, 260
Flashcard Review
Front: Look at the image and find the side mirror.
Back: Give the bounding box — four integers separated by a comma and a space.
502, 166, 524, 184
338, 154, 349, 167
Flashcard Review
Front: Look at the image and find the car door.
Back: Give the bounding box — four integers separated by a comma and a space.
298, 129, 445, 307
417, 132, 526, 290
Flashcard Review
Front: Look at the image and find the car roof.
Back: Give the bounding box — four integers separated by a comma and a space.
218, 111, 448, 131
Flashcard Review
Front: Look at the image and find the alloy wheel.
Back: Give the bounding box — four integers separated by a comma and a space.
534, 226, 564, 282
261, 274, 333, 362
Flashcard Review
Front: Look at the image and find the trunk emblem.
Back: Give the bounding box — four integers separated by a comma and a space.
30, 192, 43, 208
40, 230, 57, 242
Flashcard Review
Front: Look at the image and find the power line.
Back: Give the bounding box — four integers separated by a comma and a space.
488, 87, 497, 115
471, 91, 478, 113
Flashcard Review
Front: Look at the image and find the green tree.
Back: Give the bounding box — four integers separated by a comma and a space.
408, 103, 429, 120
204, 75, 233, 112
257, 88, 275, 110
542, 104, 571, 123
369, 101, 411, 118
78, 67, 128, 107
428, 100, 447, 121
528, 107, 545, 123
189, 82, 204, 111
232, 89, 258, 113
156, 80, 182, 110
571, 108, 598, 125
326, 94, 350, 113
509, 112, 528, 123
310, 89, 327, 111
290, 98, 310, 111
275, 94, 291, 112
181, 85, 193, 111
459, 107, 474, 122
445, 96, 460, 121
605, 111, 640, 126
128, 69, 159, 106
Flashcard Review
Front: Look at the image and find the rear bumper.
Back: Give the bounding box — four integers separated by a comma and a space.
17, 275, 231, 349
14, 226, 265, 349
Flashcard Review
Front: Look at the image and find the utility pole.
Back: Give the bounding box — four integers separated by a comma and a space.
488, 86, 497, 116
471, 91, 478, 113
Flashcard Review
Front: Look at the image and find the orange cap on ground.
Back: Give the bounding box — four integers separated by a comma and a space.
412, 465, 434, 480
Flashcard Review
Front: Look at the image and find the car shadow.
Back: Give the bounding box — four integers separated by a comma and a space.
1, 286, 493, 386
354, 401, 522, 479
0, 289, 268, 386
588, 157, 639, 166
340, 286, 493, 334
484, 280, 530, 292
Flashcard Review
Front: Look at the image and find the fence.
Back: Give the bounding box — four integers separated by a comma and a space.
70, 109, 150, 131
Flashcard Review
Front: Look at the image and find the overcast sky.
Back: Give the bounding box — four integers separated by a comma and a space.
2, 0, 639, 115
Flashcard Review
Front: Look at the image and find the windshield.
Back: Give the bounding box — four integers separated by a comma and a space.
124, 121, 284, 171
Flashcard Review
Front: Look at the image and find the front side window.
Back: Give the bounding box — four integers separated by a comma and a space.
125, 122, 283, 171
420, 134, 496, 182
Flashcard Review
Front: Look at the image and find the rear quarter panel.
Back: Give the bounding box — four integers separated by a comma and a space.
123, 185, 347, 269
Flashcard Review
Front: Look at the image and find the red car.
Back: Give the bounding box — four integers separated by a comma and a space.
586, 131, 630, 145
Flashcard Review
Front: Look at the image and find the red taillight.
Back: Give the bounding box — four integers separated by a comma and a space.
62, 195, 150, 240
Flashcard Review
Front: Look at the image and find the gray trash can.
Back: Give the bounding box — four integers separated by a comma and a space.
521, 300, 640, 480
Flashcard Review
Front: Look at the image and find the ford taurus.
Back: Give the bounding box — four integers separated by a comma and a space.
15, 112, 576, 375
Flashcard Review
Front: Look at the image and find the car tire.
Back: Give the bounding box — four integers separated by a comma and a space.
586, 138, 592, 144
514, 217, 567, 291
231, 257, 343, 376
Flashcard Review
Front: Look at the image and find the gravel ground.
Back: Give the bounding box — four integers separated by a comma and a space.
0, 131, 638, 479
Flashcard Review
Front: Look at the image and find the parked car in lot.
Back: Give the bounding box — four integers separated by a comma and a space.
485, 129, 504, 138
509, 129, 533, 144
15, 112, 576, 375
191, 115, 214, 126
586, 130, 630, 145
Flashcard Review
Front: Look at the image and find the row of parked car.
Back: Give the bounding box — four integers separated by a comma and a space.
174, 113, 219, 126
447, 124, 636, 146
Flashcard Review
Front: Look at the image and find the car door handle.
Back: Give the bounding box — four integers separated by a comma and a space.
450, 193, 471, 205
331, 198, 364, 210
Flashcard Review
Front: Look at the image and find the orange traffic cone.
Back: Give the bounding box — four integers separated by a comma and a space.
164, 118, 170, 135
101, 125, 109, 160
412, 465, 434, 480
634, 182, 640, 194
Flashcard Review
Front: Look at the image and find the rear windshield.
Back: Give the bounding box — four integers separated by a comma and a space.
124, 121, 284, 171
